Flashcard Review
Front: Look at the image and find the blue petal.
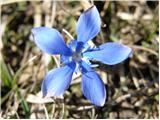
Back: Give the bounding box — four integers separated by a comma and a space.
83, 42, 132, 65
81, 70, 106, 106
32, 27, 72, 56
60, 55, 72, 65
80, 61, 93, 73
68, 40, 78, 52
76, 6, 101, 44
41, 62, 76, 97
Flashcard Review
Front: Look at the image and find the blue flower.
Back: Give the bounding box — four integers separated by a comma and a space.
31, 6, 132, 106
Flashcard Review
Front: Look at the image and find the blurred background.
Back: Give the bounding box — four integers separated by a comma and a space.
1, 0, 159, 119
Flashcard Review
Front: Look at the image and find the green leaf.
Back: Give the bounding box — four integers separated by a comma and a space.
17, 88, 30, 118
1, 59, 12, 88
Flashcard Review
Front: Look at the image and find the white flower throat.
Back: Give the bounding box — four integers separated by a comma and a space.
72, 52, 82, 62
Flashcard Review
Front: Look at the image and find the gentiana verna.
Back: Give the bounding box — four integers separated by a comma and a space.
31, 5, 132, 106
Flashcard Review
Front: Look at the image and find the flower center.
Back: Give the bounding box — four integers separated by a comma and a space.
72, 52, 82, 62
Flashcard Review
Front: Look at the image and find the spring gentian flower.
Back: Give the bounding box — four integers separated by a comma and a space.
31, 6, 132, 106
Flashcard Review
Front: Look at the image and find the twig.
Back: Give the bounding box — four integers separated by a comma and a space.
90, 0, 94, 5
115, 88, 159, 104
43, 104, 49, 119
34, 2, 42, 27
130, 67, 140, 90
52, 55, 60, 68
129, 45, 158, 56
1, 0, 28, 5
51, 104, 56, 119
62, 29, 74, 40
116, 94, 131, 103
15, 112, 20, 119
91, 108, 96, 119
59, 102, 65, 119
67, 105, 94, 111
50, 1, 56, 27
80, 0, 92, 10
